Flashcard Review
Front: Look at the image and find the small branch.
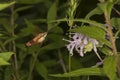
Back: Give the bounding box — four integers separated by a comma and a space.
113, 7, 120, 15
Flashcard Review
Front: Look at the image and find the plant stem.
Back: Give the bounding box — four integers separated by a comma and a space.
58, 49, 67, 73
99, 0, 120, 77
68, 54, 72, 80
104, 11, 118, 56
104, 12, 120, 76
10, 4, 19, 80
106, 11, 120, 76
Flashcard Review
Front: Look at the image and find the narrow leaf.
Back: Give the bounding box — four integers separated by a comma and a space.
50, 19, 107, 31
50, 68, 105, 77
0, 1, 16, 11
17, 0, 44, 4
47, 0, 58, 30
35, 62, 48, 80
107, 3, 113, 16
85, 7, 103, 19
40, 41, 66, 51
97, 2, 107, 12
18, 19, 35, 37
0, 52, 14, 66
99, 47, 113, 55
0, 52, 14, 61
14, 5, 33, 13
3, 35, 18, 46
0, 58, 10, 66
47, 0, 57, 22
111, 18, 120, 29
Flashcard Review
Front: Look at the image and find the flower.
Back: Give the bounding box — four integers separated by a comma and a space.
63, 33, 101, 59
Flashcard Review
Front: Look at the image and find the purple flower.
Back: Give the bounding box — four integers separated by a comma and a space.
63, 33, 100, 58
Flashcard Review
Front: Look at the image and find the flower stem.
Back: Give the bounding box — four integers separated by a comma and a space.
67, 0, 78, 80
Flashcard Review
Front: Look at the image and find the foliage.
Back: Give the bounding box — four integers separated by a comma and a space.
0, 1, 16, 11
0, 52, 14, 65
0, 0, 120, 80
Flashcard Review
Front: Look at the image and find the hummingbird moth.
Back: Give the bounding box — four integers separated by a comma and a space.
26, 32, 47, 47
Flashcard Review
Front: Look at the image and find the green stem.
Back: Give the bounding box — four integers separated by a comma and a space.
68, 54, 71, 80
10, 4, 19, 80
67, 0, 78, 80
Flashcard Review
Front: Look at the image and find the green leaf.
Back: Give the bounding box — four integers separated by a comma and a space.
97, 3, 107, 12
116, 0, 120, 5
0, 1, 16, 11
47, 0, 58, 30
14, 5, 33, 13
0, 33, 3, 37
40, 41, 66, 51
0, 18, 11, 33
50, 68, 105, 77
18, 19, 35, 37
103, 56, 118, 80
30, 19, 47, 23
0, 52, 14, 61
49, 26, 64, 34
85, 7, 103, 19
17, 0, 44, 4
0, 52, 14, 66
50, 18, 107, 31
107, 2, 114, 16
111, 18, 120, 29
16, 43, 27, 51
69, 26, 111, 47
0, 58, 10, 65
97, 2, 113, 16
4, 67, 13, 80
47, 34, 63, 42
27, 45, 40, 55
99, 47, 113, 55
43, 60, 57, 67
3, 35, 18, 46
35, 62, 48, 80
47, 0, 58, 22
